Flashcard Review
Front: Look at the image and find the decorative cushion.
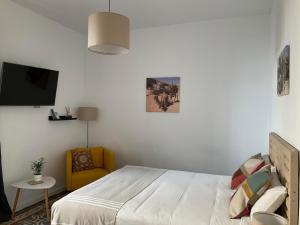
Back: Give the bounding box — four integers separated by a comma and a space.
229, 167, 272, 219
262, 154, 271, 165
257, 164, 271, 172
231, 153, 265, 189
72, 150, 95, 172
270, 166, 283, 187
250, 167, 287, 217
252, 212, 287, 225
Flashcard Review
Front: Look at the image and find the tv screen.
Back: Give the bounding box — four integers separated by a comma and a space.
0, 62, 59, 106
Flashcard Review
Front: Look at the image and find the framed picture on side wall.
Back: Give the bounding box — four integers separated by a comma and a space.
277, 45, 290, 96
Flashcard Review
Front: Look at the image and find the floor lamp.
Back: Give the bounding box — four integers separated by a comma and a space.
78, 107, 98, 148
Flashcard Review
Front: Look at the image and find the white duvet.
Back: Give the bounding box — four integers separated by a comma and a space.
51, 166, 249, 225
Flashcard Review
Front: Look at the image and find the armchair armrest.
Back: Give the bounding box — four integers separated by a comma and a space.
103, 148, 116, 172
66, 150, 73, 191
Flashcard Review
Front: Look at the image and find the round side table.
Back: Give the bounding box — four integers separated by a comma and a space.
252, 212, 288, 225
11, 176, 56, 222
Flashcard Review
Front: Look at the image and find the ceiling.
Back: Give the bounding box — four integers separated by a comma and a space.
12, 0, 273, 34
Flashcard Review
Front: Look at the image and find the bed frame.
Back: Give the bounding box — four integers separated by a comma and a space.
269, 133, 299, 225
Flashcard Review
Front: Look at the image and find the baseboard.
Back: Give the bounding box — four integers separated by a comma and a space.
16, 185, 66, 211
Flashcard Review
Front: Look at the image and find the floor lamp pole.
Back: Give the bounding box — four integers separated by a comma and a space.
86, 121, 89, 148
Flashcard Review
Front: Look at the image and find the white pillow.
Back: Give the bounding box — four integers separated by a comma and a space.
250, 167, 287, 218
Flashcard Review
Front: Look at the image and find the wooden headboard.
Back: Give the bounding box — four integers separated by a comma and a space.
269, 133, 299, 225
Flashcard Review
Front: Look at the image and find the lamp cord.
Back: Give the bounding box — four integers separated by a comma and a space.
109, 0, 111, 12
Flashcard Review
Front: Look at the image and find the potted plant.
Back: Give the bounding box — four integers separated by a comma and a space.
31, 157, 46, 182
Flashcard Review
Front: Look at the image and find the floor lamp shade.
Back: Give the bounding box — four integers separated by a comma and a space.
78, 107, 98, 148
88, 12, 129, 55
78, 107, 98, 121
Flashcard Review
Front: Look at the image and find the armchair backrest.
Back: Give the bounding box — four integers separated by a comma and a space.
89, 147, 104, 168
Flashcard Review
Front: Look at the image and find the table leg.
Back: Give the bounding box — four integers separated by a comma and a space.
12, 188, 21, 219
44, 189, 50, 222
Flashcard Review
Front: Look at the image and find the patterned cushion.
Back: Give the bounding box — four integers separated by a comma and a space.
231, 153, 265, 189
250, 167, 287, 218
72, 150, 95, 172
262, 154, 271, 165
229, 167, 272, 219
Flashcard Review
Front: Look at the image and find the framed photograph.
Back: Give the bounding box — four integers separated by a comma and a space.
146, 77, 180, 113
277, 45, 290, 96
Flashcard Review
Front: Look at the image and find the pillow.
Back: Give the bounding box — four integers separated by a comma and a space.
252, 212, 288, 225
231, 153, 265, 189
262, 154, 271, 165
229, 167, 272, 219
250, 167, 287, 218
72, 150, 95, 172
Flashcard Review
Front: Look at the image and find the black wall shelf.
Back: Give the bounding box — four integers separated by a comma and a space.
48, 116, 77, 121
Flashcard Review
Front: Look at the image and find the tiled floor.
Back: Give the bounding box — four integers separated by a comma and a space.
0, 192, 66, 225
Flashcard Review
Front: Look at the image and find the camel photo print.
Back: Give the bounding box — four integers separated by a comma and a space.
277, 45, 290, 96
146, 77, 180, 113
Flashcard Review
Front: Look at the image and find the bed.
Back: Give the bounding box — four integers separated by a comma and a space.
51, 133, 299, 225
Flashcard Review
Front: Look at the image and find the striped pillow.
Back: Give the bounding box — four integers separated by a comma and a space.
229, 167, 272, 219
231, 153, 265, 189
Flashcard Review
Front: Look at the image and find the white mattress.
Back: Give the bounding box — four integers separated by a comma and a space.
52, 166, 248, 225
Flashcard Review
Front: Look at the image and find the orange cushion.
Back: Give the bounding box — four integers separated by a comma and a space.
71, 168, 109, 189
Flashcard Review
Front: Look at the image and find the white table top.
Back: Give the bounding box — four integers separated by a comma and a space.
11, 176, 56, 190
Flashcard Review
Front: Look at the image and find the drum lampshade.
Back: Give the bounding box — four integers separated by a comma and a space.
78, 107, 98, 121
88, 12, 129, 55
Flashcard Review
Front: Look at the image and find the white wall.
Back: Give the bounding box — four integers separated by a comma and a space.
270, 0, 300, 223
271, 0, 300, 149
86, 15, 272, 175
0, 0, 86, 210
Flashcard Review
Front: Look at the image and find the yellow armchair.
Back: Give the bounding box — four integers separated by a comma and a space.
66, 147, 115, 191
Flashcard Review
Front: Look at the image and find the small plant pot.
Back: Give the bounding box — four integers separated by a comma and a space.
33, 174, 43, 182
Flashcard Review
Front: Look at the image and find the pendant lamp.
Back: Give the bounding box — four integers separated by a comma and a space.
88, 0, 130, 55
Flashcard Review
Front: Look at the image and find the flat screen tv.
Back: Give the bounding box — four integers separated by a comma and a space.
0, 62, 59, 106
